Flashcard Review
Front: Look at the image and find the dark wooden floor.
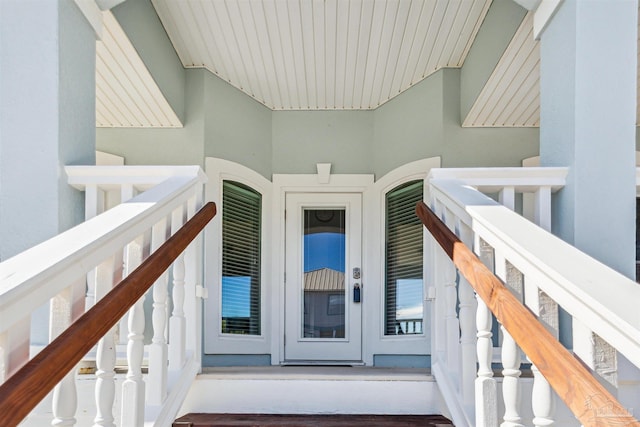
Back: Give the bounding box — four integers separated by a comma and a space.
173, 414, 454, 427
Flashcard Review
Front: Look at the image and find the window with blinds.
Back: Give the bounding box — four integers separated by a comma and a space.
221, 181, 261, 335
385, 180, 424, 335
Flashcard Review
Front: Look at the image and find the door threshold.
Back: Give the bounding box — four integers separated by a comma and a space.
281, 360, 365, 367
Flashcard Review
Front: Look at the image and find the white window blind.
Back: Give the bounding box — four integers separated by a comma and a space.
385, 180, 424, 335
221, 181, 261, 335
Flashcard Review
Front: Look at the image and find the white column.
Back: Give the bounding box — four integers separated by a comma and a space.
540, 0, 639, 406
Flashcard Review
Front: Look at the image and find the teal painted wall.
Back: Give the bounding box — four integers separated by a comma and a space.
443, 69, 539, 167
112, 0, 186, 122
98, 69, 540, 175
272, 110, 373, 175
204, 72, 272, 178
460, 0, 527, 120
373, 73, 443, 178
97, 69, 205, 166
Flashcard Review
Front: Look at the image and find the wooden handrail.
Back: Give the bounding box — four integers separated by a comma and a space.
416, 201, 640, 427
0, 202, 216, 426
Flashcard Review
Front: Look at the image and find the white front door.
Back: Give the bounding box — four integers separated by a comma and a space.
284, 193, 362, 361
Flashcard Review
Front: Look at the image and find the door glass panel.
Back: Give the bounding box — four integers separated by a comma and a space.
303, 209, 345, 339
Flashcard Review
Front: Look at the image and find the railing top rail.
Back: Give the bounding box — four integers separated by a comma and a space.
429, 179, 640, 368
428, 167, 568, 193
66, 165, 206, 190
0, 202, 216, 427
0, 172, 205, 331
416, 201, 640, 427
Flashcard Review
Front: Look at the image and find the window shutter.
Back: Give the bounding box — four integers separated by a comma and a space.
221, 181, 261, 335
385, 180, 424, 335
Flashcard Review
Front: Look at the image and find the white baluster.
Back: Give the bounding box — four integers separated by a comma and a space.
184, 190, 203, 367
500, 329, 523, 427
147, 217, 169, 405
458, 221, 477, 413
499, 186, 515, 210
475, 236, 497, 427
526, 287, 559, 427
534, 187, 551, 232
84, 184, 105, 312
430, 198, 446, 358
121, 232, 148, 427
442, 209, 460, 384
52, 372, 77, 427
169, 205, 187, 371
496, 257, 523, 427
0, 332, 6, 384
529, 188, 556, 426
94, 255, 119, 427
1, 316, 30, 387
51, 282, 83, 427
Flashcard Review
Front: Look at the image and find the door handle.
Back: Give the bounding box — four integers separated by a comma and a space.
353, 283, 361, 303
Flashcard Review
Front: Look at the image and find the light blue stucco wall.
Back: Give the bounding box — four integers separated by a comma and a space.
0, 0, 96, 261
58, 0, 96, 233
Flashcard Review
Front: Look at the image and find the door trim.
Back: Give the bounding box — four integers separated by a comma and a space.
284, 192, 362, 361
272, 172, 374, 364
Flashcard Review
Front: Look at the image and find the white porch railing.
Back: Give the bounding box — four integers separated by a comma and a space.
425, 167, 640, 427
0, 166, 209, 427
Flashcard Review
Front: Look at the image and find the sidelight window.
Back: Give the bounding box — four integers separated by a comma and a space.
384, 180, 424, 335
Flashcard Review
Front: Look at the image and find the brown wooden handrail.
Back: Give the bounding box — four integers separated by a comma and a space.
0, 201, 216, 426
416, 201, 640, 427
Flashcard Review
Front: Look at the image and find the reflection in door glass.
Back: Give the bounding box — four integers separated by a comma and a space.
303, 209, 346, 338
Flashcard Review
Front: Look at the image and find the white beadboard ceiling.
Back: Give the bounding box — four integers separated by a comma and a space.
151, 0, 492, 110
96, 11, 182, 127
464, 8, 640, 127
463, 11, 539, 127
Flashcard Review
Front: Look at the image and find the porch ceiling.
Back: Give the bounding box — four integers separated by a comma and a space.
464, 8, 640, 127
150, 0, 492, 110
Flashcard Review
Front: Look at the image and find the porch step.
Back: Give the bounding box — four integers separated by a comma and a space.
178, 366, 446, 417
173, 413, 454, 426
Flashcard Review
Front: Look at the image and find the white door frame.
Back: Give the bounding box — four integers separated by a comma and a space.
284, 192, 362, 361
271, 171, 374, 364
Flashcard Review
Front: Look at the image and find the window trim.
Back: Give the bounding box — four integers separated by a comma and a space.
364, 157, 440, 362
204, 158, 272, 355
